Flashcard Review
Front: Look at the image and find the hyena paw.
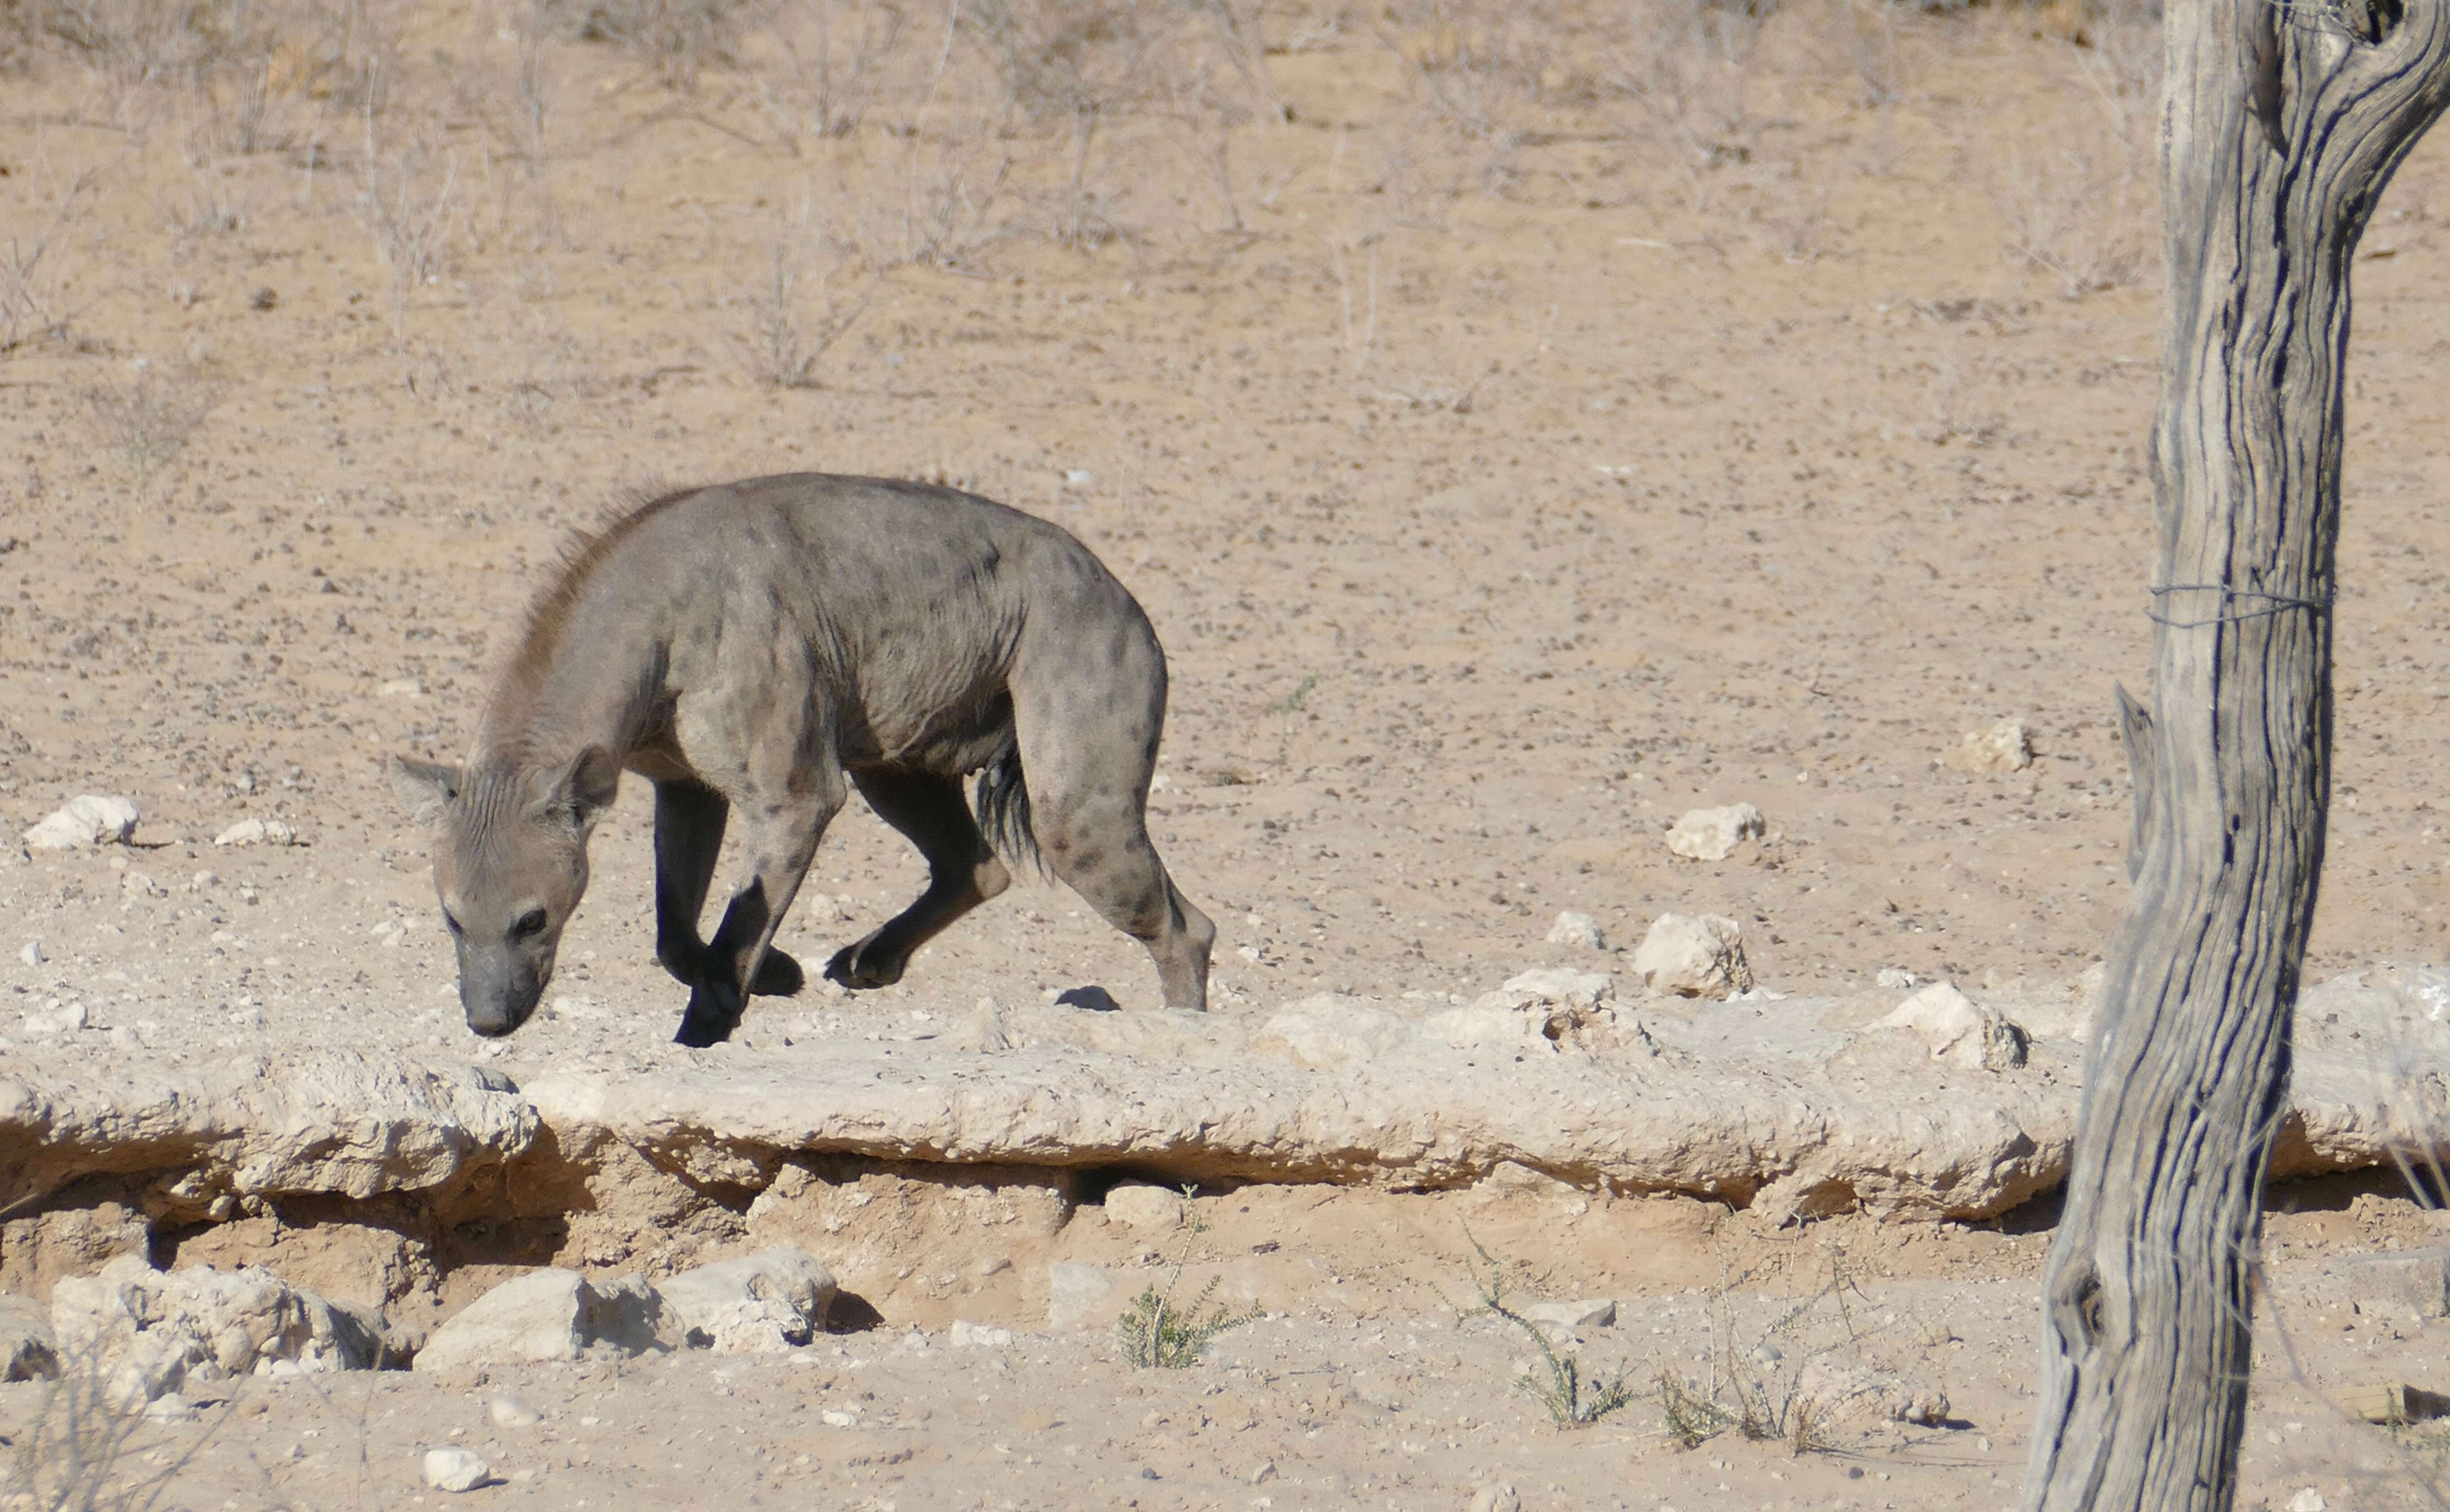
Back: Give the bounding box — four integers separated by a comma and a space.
749, 948, 805, 997
823, 941, 905, 991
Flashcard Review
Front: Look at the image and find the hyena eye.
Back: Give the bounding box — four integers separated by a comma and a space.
511, 908, 549, 941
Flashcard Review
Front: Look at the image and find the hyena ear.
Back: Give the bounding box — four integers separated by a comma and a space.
536, 745, 622, 834
391, 756, 462, 823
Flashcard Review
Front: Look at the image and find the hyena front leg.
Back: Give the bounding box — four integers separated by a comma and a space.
654, 778, 803, 997
673, 780, 842, 1048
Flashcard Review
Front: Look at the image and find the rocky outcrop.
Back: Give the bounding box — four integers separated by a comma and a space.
1, 969, 2445, 1259
0, 1051, 537, 1222
50, 1256, 382, 1405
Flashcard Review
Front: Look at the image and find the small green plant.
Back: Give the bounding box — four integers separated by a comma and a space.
1657, 1368, 1733, 1448
1115, 1188, 1262, 1368
1265, 675, 1317, 714
1464, 1234, 1636, 1429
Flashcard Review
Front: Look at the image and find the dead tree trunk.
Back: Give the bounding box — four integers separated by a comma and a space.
2023, 1, 2450, 1509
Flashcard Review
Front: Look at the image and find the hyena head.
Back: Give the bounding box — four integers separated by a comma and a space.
390, 747, 621, 1037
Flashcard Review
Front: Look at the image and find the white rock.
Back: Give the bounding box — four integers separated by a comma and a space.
1943, 719, 2033, 773
119, 869, 163, 899
1545, 911, 1605, 950
488, 1394, 544, 1427
820, 1407, 862, 1428
1875, 967, 1918, 990
1877, 984, 2028, 1072
141, 1393, 198, 1422
24, 796, 140, 850
1047, 1262, 1118, 1330
412, 1268, 679, 1374
657, 1247, 835, 1353
22, 1001, 88, 1035
378, 679, 423, 698
1497, 967, 1614, 1009
50, 1256, 379, 1406
1521, 1299, 1616, 1331
2287, 1490, 2325, 1512
1470, 1484, 1522, 1512
17, 940, 40, 967
1422, 1001, 1559, 1052
948, 1319, 1014, 1349
1630, 914, 1752, 999
1104, 1183, 1185, 1230
423, 1447, 491, 1492
213, 818, 299, 848
1664, 803, 1764, 861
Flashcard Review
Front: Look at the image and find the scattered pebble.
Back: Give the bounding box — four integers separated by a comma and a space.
1469, 1484, 1521, 1512
487, 1395, 543, 1428
1663, 802, 1764, 862
17, 940, 39, 967
23, 795, 140, 850
2287, 1490, 2325, 1512
1543, 911, 1605, 950
213, 818, 300, 847
423, 1447, 491, 1493
21, 1001, 88, 1036
1943, 718, 2034, 774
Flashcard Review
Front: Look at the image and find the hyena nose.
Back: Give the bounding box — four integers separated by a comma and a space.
459, 967, 534, 1038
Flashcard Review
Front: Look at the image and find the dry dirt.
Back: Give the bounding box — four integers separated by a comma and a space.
5, 0, 2450, 1505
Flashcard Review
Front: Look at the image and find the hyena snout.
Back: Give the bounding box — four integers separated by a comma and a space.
455, 939, 554, 1037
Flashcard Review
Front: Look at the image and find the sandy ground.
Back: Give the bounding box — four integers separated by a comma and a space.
12, 1183, 2450, 1511
6, 0, 2450, 1505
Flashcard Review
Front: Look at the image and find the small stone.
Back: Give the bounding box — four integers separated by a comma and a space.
1887, 1388, 1950, 1425
1470, 1484, 1522, 1512
1497, 967, 1613, 1008
423, 1447, 491, 1493
119, 869, 164, 898
820, 1407, 861, 1428
1943, 719, 2034, 774
2286, 1490, 2325, 1512
1877, 984, 2029, 1071
1522, 1299, 1616, 1331
974, 1256, 1013, 1279
378, 679, 423, 698
657, 1247, 836, 1353
213, 818, 299, 848
1664, 802, 1764, 861
142, 1393, 198, 1423
1104, 1183, 1185, 1231
1630, 914, 1752, 999
1545, 911, 1604, 950
24, 795, 140, 849
1139, 1467, 1160, 1481
1250, 1460, 1277, 1485
948, 1319, 1014, 1349
17, 940, 39, 967
488, 1395, 543, 1428
21, 1001, 88, 1035
1875, 967, 1918, 990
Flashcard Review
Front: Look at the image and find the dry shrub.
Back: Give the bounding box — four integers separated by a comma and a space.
0, 157, 96, 357
1990, 139, 2150, 299
554, 0, 774, 87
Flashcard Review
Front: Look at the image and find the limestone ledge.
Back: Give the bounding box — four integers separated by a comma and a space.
4, 968, 2445, 1225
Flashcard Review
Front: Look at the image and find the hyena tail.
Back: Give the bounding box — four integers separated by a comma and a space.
974, 745, 1042, 874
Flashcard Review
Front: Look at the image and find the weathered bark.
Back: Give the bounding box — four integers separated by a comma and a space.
2023, 1, 2450, 1508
